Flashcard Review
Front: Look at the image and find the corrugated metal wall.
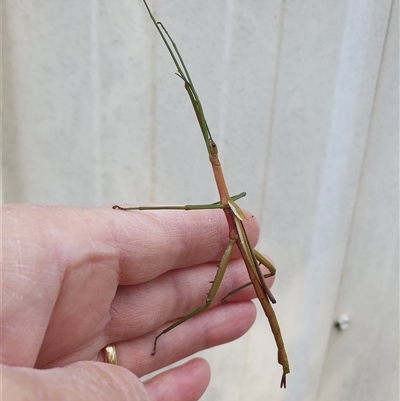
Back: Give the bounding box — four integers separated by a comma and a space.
3, 1, 398, 400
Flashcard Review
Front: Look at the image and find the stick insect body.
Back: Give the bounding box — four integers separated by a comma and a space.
113, 0, 290, 388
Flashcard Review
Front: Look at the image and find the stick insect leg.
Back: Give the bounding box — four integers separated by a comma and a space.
221, 248, 276, 303
152, 238, 236, 355
112, 192, 246, 211
113, 203, 223, 211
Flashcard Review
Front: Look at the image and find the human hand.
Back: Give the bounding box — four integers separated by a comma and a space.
1, 203, 273, 400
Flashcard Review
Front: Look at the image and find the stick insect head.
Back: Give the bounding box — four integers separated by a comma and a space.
142, 0, 215, 158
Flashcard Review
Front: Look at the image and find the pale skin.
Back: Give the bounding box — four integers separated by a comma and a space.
1, 203, 274, 401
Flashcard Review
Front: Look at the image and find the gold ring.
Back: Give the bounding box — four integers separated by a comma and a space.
104, 344, 117, 364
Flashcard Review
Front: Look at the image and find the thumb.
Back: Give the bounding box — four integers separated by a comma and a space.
2, 361, 149, 401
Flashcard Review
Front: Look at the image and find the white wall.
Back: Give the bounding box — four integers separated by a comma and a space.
3, 1, 398, 400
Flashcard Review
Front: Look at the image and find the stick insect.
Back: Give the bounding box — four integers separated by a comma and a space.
113, 0, 290, 388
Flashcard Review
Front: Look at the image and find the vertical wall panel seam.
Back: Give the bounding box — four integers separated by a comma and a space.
329, 0, 395, 298
90, 0, 101, 205
259, 0, 286, 223
149, 0, 158, 202
287, 1, 378, 399
216, 0, 235, 153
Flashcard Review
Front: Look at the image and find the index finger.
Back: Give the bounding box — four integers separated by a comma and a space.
3, 204, 260, 287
